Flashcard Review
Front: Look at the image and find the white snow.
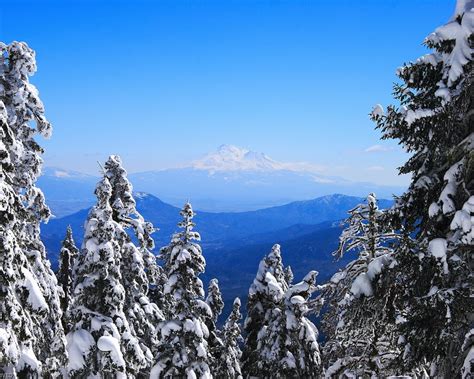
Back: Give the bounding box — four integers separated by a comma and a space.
290, 295, 305, 305
428, 238, 447, 259
330, 270, 346, 284
190, 144, 327, 174
66, 329, 95, 371
428, 238, 449, 274
451, 196, 474, 244
160, 321, 181, 338
371, 104, 385, 117
429, 202, 441, 218
350, 273, 373, 297
97, 335, 126, 368
21, 267, 48, 311
404, 108, 437, 125
16, 347, 40, 372
350, 255, 392, 298
427, 286, 439, 297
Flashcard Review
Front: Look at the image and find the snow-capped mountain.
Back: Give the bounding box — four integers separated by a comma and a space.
40, 145, 404, 215
191, 144, 305, 172
189, 144, 335, 183
191, 144, 281, 172
128, 145, 401, 211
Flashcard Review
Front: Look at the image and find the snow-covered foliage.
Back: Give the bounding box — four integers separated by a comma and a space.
242, 245, 321, 377
242, 244, 290, 376
0, 41, 67, 377
57, 225, 79, 332
206, 279, 224, 325
67, 158, 160, 377
322, 194, 401, 377
370, 1, 474, 376
103, 155, 164, 366
215, 298, 243, 379
152, 203, 212, 378
204, 278, 227, 377
257, 271, 322, 378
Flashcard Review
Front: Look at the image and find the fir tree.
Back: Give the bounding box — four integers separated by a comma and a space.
322, 194, 400, 377
0, 41, 67, 377
67, 176, 146, 376
284, 265, 294, 286
57, 225, 79, 332
370, 2, 473, 376
152, 203, 212, 378
103, 155, 164, 365
241, 244, 290, 377
206, 279, 224, 325
204, 278, 227, 378
214, 298, 243, 379
257, 271, 322, 378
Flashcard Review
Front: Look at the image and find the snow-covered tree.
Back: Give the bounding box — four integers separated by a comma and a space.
214, 298, 243, 379
206, 279, 224, 325
204, 278, 226, 377
67, 168, 156, 378
284, 265, 294, 286
103, 155, 164, 364
242, 244, 290, 377
257, 271, 322, 378
322, 194, 400, 377
0, 41, 67, 377
370, 1, 474, 376
152, 202, 212, 378
57, 225, 79, 331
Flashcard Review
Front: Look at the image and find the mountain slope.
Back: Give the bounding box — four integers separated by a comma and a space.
42, 193, 392, 267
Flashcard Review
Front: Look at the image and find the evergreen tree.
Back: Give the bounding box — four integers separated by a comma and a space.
214, 298, 243, 379
103, 155, 164, 365
57, 225, 79, 332
257, 271, 322, 378
152, 203, 212, 378
241, 244, 290, 377
370, 2, 473, 376
67, 156, 163, 377
0, 41, 67, 377
205, 278, 229, 378
322, 194, 400, 377
284, 265, 294, 286
206, 279, 224, 325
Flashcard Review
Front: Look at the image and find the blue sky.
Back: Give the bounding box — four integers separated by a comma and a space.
0, 0, 454, 185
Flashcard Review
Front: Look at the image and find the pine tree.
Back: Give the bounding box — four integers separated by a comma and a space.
241, 244, 290, 377
214, 297, 243, 379
206, 279, 224, 325
152, 202, 212, 378
0, 41, 67, 377
103, 155, 164, 365
57, 225, 79, 332
257, 271, 322, 378
204, 278, 227, 378
370, 2, 473, 376
67, 176, 145, 376
284, 265, 294, 286
322, 194, 400, 377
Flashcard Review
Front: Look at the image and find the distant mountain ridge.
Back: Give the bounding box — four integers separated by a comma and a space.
40, 145, 403, 215
41, 193, 393, 268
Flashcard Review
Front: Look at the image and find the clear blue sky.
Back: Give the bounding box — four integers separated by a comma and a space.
0, 0, 454, 185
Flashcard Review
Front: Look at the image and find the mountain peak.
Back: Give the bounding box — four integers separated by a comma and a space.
191, 144, 282, 172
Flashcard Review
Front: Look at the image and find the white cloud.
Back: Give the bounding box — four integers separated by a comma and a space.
364, 144, 393, 153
